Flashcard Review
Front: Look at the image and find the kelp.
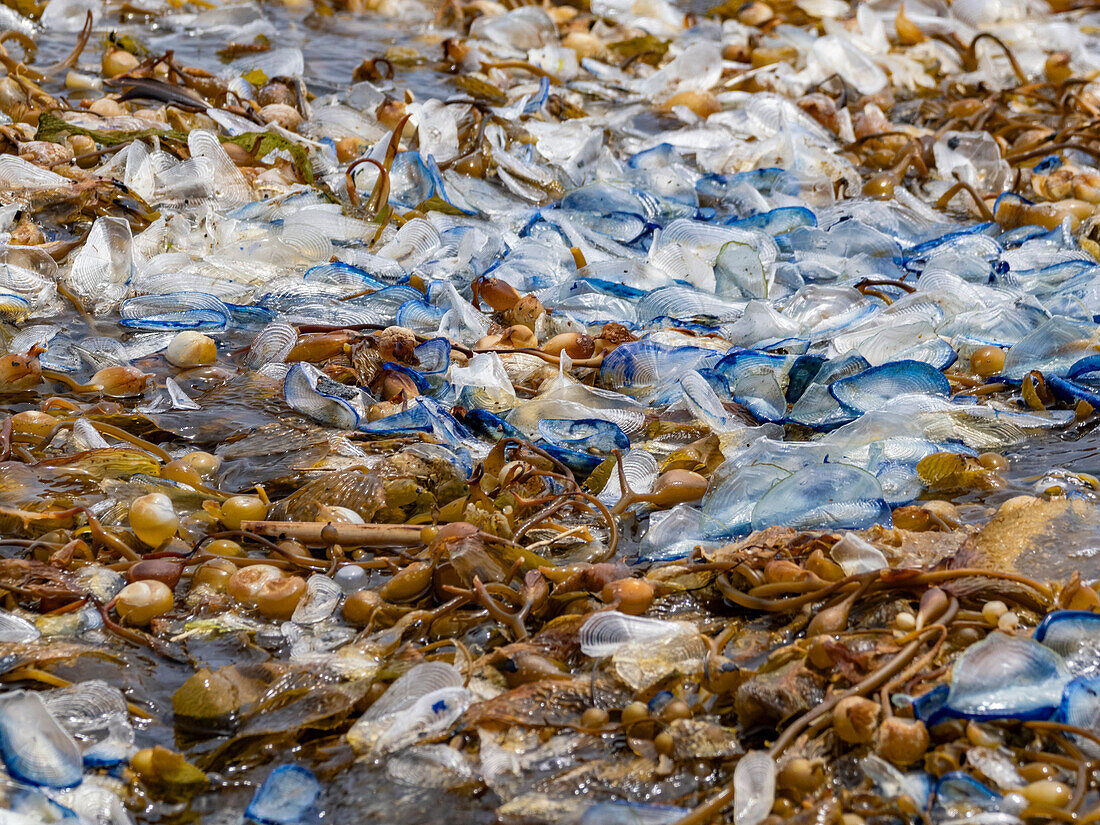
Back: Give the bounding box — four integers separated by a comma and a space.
35, 112, 316, 183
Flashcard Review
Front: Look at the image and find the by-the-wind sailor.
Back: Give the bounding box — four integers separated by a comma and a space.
733, 751, 776, 825
681, 370, 746, 431
638, 504, 726, 562
384, 744, 477, 790
537, 418, 628, 452
290, 575, 342, 625
348, 686, 471, 756
1056, 675, 1100, 757
0, 607, 40, 642
729, 367, 787, 423
1034, 610, 1100, 677
120, 292, 231, 331
1000, 317, 1096, 380
578, 611, 687, 658
597, 449, 658, 505
861, 754, 933, 809
55, 777, 134, 825
918, 633, 1071, 724
413, 337, 451, 374
245, 765, 321, 825
66, 216, 133, 311
0, 690, 83, 788
702, 463, 790, 537
829, 360, 950, 415
727, 205, 816, 236
637, 285, 744, 323
931, 772, 1003, 820
247, 322, 298, 370
450, 351, 516, 412
42, 680, 131, 768
0, 155, 71, 189
874, 459, 924, 506
787, 359, 866, 430
857, 325, 957, 372
303, 261, 385, 290
377, 218, 441, 270
2, 781, 77, 823
284, 362, 361, 430
188, 130, 251, 208
165, 377, 201, 411
358, 396, 470, 446
750, 464, 891, 532
363, 663, 464, 721
463, 408, 524, 442
600, 341, 717, 395
715, 236, 775, 300
829, 533, 889, 575
0, 293, 30, 322
1067, 353, 1100, 382
396, 299, 446, 333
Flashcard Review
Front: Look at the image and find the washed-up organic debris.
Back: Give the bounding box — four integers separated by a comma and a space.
4, 0, 1100, 822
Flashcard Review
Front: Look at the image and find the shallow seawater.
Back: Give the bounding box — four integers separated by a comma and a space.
35, 3, 437, 91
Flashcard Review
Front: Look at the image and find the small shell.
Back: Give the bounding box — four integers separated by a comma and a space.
165, 331, 217, 367
258, 103, 302, 131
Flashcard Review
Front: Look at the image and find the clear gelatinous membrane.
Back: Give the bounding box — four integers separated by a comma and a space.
0, 691, 84, 788
939, 633, 1071, 723
577, 610, 687, 658
245, 764, 322, 825
751, 463, 891, 532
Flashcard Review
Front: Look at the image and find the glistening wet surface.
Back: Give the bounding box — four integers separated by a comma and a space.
4, 0, 1100, 822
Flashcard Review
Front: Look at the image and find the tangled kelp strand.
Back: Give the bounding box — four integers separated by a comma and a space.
5, 0, 1100, 821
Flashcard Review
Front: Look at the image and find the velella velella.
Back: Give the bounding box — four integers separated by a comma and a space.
6, 0, 1100, 820
750, 463, 892, 532
915, 633, 1072, 724
245, 765, 322, 825
578, 611, 691, 658
0, 691, 84, 789
733, 751, 776, 825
